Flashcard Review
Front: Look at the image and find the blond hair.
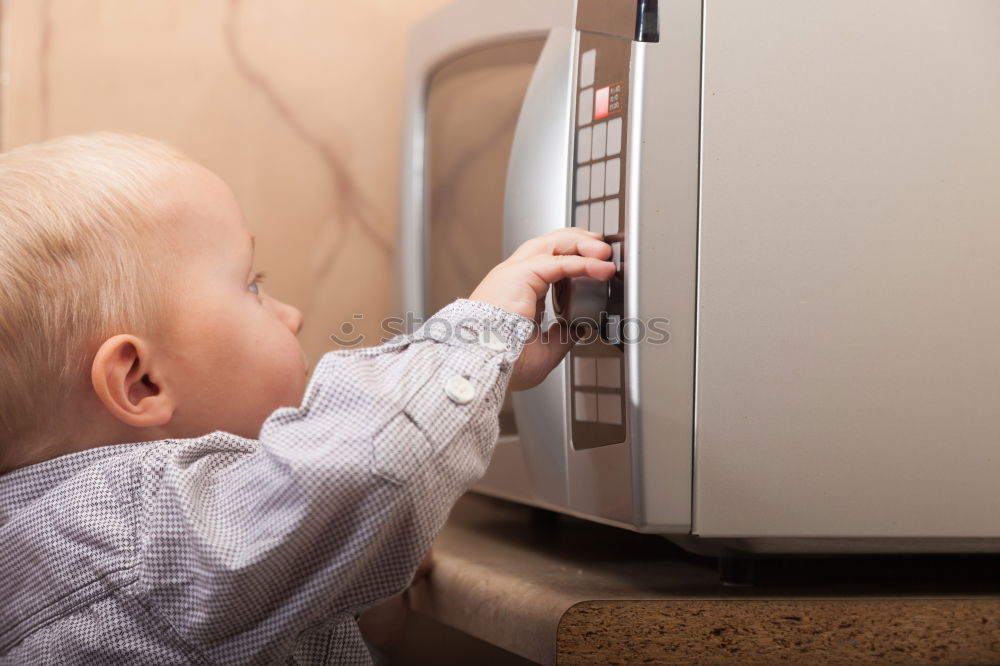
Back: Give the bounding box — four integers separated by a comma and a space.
0, 133, 186, 461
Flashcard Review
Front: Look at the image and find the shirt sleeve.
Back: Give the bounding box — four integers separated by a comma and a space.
133, 299, 536, 663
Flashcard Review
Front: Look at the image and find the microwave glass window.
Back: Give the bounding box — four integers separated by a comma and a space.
425, 38, 545, 436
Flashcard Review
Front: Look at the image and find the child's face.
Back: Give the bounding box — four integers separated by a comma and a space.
154, 163, 308, 439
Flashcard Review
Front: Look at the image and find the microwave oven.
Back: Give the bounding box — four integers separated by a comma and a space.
399, 0, 1000, 555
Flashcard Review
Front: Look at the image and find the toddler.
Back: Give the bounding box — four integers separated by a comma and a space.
0, 134, 613, 664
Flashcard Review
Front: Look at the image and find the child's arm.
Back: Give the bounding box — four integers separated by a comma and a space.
135, 229, 613, 661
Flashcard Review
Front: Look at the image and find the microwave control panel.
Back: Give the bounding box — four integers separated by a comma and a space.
567, 32, 631, 450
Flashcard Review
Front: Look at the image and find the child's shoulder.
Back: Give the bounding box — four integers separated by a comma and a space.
1, 433, 260, 512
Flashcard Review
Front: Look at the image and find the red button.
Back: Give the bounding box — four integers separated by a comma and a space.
594, 86, 610, 120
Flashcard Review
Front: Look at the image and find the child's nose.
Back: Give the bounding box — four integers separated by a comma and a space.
278, 302, 304, 335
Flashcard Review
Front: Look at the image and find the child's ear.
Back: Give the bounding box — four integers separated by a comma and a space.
91, 334, 175, 428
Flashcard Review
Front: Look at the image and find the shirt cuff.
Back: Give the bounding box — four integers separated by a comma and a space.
408, 299, 536, 367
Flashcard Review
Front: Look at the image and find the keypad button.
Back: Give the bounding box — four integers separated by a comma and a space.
604, 198, 619, 236
589, 201, 605, 234
573, 356, 597, 386
590, 161, 606, 199
575, 165, 590, 202
610, 241, 622, 272
605, 158, 621, 196
578, 88, 594, 126
591, 122, 607, 160
594, 86, 610, 120
597, 393, 622, 425
579, 49, 596, 88
577, 127, 592, 164
607, 117, 623, 156
606, 315, 622, 345
596, 357, 621, 388
575, 392, 598, 422
575, 204, 589, 229
579, 49, 596, 89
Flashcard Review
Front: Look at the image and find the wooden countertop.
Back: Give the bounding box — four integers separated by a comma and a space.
409, 494, 1000, 665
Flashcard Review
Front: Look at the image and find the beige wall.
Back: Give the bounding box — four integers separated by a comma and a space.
1, 0, 451, 361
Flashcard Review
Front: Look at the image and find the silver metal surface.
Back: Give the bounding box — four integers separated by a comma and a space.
694, 0, 1000, 539
621, 0, 703, 531
502, 25, 578, 509
669, 535, 1000, 557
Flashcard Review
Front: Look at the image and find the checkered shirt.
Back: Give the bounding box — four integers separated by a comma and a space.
0, 299, 534, 665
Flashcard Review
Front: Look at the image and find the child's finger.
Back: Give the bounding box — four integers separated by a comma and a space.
510, 228, 608, 261
523, 255, 616, 294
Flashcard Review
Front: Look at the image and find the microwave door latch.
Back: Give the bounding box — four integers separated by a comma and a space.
577, 0, 660, 43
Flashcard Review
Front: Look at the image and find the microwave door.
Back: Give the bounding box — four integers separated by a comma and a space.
400, 0, 577, 510
400, 0, 576, 320
501, 23, 641, 526
501, 27, 578, 510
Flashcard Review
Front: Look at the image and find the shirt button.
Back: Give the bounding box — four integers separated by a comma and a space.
479, 329, 508, 353
445, 375, 476, 404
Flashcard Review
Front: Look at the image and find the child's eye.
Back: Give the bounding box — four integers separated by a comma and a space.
249, 272, 265, 295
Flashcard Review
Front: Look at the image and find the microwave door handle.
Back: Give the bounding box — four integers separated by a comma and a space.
502, 26, 576, 509
504, 25, 576, 324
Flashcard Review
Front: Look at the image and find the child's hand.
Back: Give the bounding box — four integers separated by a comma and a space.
470, 228, 615, 391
